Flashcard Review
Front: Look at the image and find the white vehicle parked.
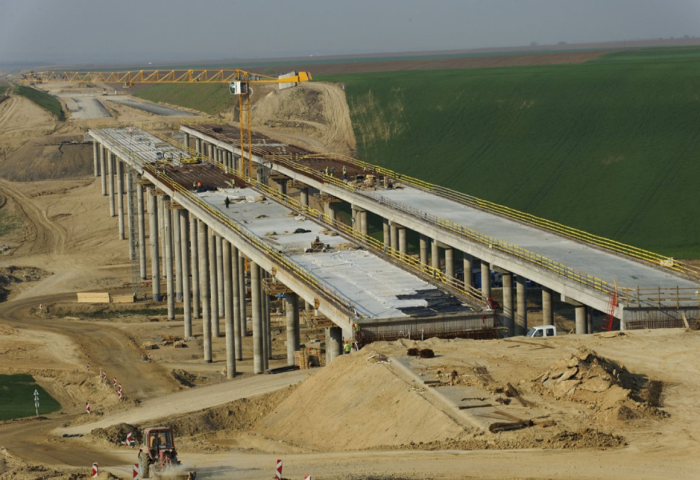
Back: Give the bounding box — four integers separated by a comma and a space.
526, 325, 557, 338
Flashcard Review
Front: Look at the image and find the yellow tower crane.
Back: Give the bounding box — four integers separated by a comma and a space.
21, 69, 312, 178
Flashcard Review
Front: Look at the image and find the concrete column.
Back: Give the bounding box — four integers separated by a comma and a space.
190, 215, 200, 319
390, 223, 398, 250
445, 248, 455, 279
431, 240, 439, 269
251, 262, 263, 374
173, 209, 183, 302
586, 307, 593, 334
305, 300, 313, 326
163, 197, 175, 320
261, 273, 270, 367
232, 244, 243, 361
238, 252, 248, 337
359, 210, 368, 236
107, 152, 115, 217
277, 179, 288, 195
216, 235, 224, 316
93, 141, 99, 177
398, 227, 407, 254
328, 326, 343, 363
463, 253, 474, 289
286, 292, 299, 366
223, 240, 235, 379
575, 305, 587, 335
196, 138, 202, 155
300, 188, 309, 208
419, 235, 429, 265
481, 261, 491, 299
100, 146, 107, 196
148, 188, 160, 301
198, 221, 212, 362
116, 160, 125, 239
265, 285, 272, 363
502, 272, 515, 336
351, 206, 359, 231
183, 132, 190, 150
542, 287, 554, 326
516, 275, 528, 336
327, 202, 337, 223
209, 231, 219, 337
125, 168, 135, 261
179, 210, 192, 338
137, 182, 147, 279
383, 219, 390, 246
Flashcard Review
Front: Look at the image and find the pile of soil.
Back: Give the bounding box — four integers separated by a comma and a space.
0, 447, 119, 479
90, 422, 140, 446
0, 266, 48, 302
532, 347, 665, 423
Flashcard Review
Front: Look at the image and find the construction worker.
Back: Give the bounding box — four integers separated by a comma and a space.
192, 181, 197, 191
343, 165, 347, 181
325, 165, 329, 176
224, 197, 230, 208
344, 340, 352, 354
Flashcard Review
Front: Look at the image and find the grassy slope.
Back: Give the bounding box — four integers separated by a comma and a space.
318, 48, 700, 258
14, 85, 65, 120
0, 374, 61, 420
0, 86, 6, 95
133, 83, 230, 115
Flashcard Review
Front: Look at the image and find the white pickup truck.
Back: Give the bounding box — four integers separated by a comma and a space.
526, 325, 557, 338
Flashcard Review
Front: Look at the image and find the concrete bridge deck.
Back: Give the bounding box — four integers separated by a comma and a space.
90, 127, 485, 338
181, 123, 700, 329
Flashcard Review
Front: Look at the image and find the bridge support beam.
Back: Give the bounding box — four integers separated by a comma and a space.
420, 235, 429, 265
100, 146, 107, 196
445, 247, 455, 279
542, 287, 554, 326
286, 292, 300, 366
238, 252, 248, 338
126, 167, 135, 260
148, 187, 160, 301
163, 197, 175, 320
390, 223, 399, 250
251, 261, 263, 373
502, 272, 514, 336
232, 244, 243, 361
217, 235, 225, 323
108, 152, 115, 217
431, 240, 439, 269
179, 210, 192, 338
198, 220, 212, 363
300, 187, 309, 208
481, 261, 491, 300
383, 219, 391, 247
136, 180, 147, 280
398, 226, 407, 254
575, 305, 587, 335
183, 132, 190, 150
190, 216, 200, 319
209, 231, 220, 337
93, 141, 100, 177
223, 239, 235, 379
463, 253, 474, 289
327, 326, 343, 363
173, 209, 183, 302
516, 275, 528, 336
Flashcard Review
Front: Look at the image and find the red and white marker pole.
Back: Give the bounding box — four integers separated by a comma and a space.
125, 431, 133, 446
275, 459, 283, 479
113, 377, 117, 388
92, 462, 98, 477
118, 390, 123, 400
304, 475, 311, 480
133, 463, 140, 479
86, 401, 91, 414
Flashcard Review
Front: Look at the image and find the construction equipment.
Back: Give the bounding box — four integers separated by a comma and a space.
20, 68, 312, 179
137, 427, 196, 479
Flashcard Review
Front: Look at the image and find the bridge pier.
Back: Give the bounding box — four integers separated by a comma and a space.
431, 239, 439, 269
542, 287, 554, 326
209, 231, 220, 337
384, 219, 391, 247
251, 261, 263, 374
231, 244, 243, 360
179, 210, 192, 338
481, 261, 491, 300
223, 239, 235, 379
190, 215, 200, 319
100, 145, 107, 196
126, 167, 135, 261
148, 187, 161, 301
502, 271, 515, 336
93, 141, 100, 177
575, 305, 587, 335
182, 132, 190, 150
107, 151, 115, 217
238, 252, 248, 338
463, 252, 474, 289
398, 226, 407, 254
198, 220, 212, 362
286, 292, 300, 366
216, 235, 224, 323
196, 138, 202, 155
137, 179, 147, 280
445, 247, 455, 279
163, 196, 175, 320
116, 160, 125, 239
300, 187, 309, 208
516, 275, 528, 335
420, 235, 429, 264
390, 223, 399, 250
327, 326, 343, 363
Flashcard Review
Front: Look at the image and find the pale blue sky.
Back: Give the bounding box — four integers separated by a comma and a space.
1, 0, 698, 65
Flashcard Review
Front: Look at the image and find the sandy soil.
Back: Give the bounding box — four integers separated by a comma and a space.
1, 70, 700, 480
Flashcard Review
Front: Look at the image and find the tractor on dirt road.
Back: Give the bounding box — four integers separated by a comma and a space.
137, 427, 196, 479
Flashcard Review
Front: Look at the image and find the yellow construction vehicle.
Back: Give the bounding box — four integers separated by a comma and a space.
20, 69, 312, 178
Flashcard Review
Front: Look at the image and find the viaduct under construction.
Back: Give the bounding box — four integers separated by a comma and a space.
88, 120, 700, 380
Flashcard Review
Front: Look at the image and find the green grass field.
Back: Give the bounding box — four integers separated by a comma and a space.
0, 374, 61, 420
14, 85, 65, 120
134, 83, 231, 115
0, 86, 7, 96
318, 47, 700, 258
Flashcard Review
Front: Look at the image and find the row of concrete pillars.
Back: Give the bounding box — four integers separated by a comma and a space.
94, 142, 313, 378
